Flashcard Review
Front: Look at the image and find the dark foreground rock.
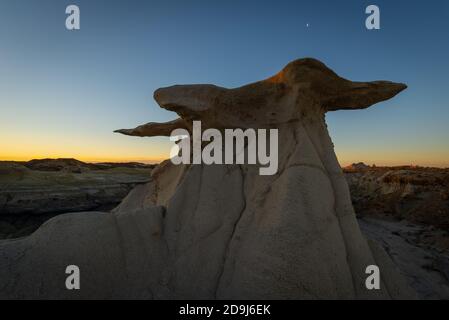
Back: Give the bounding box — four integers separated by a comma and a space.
360, 217, 449, 299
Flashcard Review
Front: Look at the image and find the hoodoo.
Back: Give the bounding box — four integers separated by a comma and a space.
0, 58, 415, 299
123, 120, 280, 176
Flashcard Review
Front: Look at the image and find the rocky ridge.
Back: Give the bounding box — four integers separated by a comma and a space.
344, 163, 449, 229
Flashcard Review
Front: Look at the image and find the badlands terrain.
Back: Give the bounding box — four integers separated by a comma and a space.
0, 159, 154, 238
345, 162, 449, 229
0, 159, 448, 298
345, 163, 449, 299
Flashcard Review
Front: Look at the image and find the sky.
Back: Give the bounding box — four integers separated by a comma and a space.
0, 0, 448, 166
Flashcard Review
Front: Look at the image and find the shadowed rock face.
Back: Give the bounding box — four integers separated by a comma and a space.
0, 58, 414, 299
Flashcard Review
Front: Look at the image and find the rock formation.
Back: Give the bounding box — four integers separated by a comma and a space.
0, 58, 415, 299
345, 165, 449, 229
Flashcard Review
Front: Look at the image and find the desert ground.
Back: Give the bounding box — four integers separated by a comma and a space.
344, 163, 449, 299
0, 159, 448, 299
0, 159, 154, 238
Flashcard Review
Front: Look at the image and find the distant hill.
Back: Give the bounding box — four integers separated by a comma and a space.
0, 158, 156, 174
343, 162, 371, 172
0, 158, 155, 238
93, 162, 157, 170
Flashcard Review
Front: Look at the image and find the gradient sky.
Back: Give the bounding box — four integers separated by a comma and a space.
0, 0, 448, 166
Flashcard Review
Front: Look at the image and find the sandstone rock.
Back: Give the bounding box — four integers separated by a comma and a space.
115, 118, 189, 137
344, 162, 371, 172
0, 58, 415, 299
346, 166, 449, 228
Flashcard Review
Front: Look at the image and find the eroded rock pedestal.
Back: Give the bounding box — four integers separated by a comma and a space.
0, 59, 416, 299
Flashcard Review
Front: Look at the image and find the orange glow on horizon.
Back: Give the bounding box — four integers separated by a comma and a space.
0, 133, 447, 168
1, 152, 448, 168
0, 131, 172, 164
0, 154, 166, 164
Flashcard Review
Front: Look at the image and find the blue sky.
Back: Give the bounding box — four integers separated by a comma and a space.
0, 0, 448, 166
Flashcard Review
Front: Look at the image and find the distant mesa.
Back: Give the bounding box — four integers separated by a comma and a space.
24, 158, 93, 173
1, 158, 156, 174
343, 162, 371, 172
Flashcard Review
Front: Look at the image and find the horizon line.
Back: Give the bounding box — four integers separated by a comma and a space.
0, 156, 448, 169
